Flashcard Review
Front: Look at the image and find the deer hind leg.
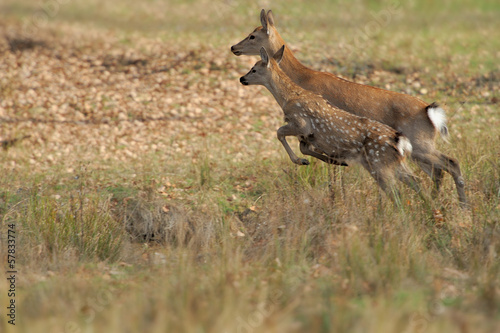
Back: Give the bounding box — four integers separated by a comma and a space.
415, 160, 443, 197
395, 163, 434, 205
412, 148, 467, 207
395, 163, 422, 194
360, 158, 401, 203
277, 125, 309, 165
374, 170, 402, 204
299, 141, 348, 166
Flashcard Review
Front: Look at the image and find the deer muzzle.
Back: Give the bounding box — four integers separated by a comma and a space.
240, 76, 249, 85
231, 45, 242, 56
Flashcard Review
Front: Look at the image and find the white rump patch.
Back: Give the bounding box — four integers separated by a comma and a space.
427, 106, 449, 142
397, 136, 413, 156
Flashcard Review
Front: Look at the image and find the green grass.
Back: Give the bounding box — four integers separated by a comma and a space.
0, 0, 499, 332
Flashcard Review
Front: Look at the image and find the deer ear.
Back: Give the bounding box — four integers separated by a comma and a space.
273, 45, 285, 65
260, 47, 270, 68
267, 10, 275, 27
260, 9, 269, 35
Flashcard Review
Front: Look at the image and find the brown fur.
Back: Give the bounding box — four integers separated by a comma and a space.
232, 9, 467, 206
240, 47, 420, 199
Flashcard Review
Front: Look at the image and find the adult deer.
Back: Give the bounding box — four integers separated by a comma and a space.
231, 9, 467, 207
240, 46, 420, 202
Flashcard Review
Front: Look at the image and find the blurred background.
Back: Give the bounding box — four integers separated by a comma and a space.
0, 1, 499, 333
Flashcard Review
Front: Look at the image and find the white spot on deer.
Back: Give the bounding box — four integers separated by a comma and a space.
296, 102, 301, 107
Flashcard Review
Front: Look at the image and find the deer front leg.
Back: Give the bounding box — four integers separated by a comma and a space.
277, 125, 309, 165
299, 141, 348, 166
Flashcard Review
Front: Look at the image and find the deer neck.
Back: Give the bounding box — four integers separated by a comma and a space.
264, 66, 302, 109
270, 32, 312, 83
280, 46, 311, 82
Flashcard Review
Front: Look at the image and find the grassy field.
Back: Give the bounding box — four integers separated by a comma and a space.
0, 0, 499, 332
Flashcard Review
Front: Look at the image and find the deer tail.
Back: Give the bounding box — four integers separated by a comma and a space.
395, 132, 412, 157
426, 102, 449, 142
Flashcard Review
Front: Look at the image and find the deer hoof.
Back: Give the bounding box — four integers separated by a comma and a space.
330, 158, 348, 166
300, 159, 309, 165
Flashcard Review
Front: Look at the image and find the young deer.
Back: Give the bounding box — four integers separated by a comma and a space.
232, 9, 467, 206
240, 46, 420, 201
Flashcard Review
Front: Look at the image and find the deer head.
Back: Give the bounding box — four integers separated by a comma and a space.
240, 46, 285, 86
231, 9, 279, 56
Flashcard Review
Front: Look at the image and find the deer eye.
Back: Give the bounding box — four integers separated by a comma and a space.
249, 35, 255, 40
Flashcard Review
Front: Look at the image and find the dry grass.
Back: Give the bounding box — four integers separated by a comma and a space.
0, 1, 499, 332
